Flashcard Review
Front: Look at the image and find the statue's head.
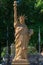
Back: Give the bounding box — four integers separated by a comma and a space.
19, 15, 25, 24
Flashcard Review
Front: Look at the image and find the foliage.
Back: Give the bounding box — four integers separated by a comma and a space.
28, 46, 38, 54
1, 47, 7, 58
0, 0, 43, 56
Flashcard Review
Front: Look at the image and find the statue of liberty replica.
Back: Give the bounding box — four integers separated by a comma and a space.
12, 1, 33, 65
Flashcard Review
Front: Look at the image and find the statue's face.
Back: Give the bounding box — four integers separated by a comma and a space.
19, 16, 25, 24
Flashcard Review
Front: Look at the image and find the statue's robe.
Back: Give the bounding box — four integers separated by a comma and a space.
14, 22, 29, 60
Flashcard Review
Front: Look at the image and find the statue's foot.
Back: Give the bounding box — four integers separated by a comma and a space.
12, 56, 22, 61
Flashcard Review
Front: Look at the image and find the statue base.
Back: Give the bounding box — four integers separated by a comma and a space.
12, 59, 30, 65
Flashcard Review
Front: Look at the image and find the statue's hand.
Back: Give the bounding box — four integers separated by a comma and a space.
29, 29, 34, 36
14, 1, 17, 6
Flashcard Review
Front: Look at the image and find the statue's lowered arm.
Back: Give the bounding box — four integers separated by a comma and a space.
28, 29, 34, 37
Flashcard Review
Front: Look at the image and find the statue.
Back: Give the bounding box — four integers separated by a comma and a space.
12, 1, 33, 64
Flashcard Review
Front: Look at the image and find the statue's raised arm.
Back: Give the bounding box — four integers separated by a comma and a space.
13, 1, 18, 28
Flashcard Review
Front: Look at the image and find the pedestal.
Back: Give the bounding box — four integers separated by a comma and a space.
12, 59, 30, 65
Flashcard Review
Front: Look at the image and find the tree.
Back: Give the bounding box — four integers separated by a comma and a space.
0, 0, 43, 59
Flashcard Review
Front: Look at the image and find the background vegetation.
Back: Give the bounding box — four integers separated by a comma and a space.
0, 0, 43, 62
